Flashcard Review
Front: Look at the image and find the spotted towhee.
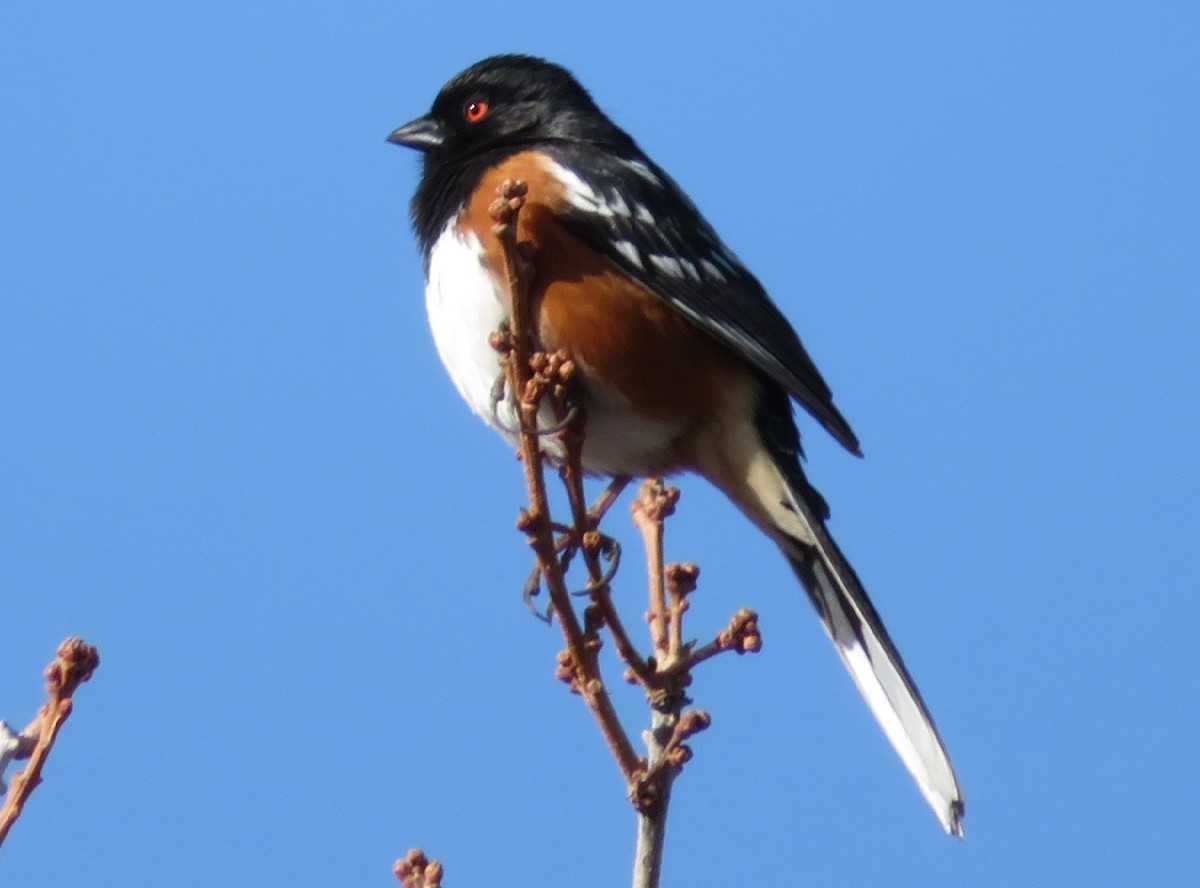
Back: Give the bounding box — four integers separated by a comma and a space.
388, 54, 964, 836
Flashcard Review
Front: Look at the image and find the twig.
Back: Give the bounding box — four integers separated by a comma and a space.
0, 637, 100, 847
628, 484, 696, 888
562, 461, 652, 684
688, 607, 762, 667
664, 562, 699, 667
631, 479, 678, 661
588, 475, 632, 525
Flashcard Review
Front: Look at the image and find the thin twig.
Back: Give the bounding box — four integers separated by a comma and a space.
688, 607, 763, 668
560, 458, 653, 684
0, 637, 100, 847
631, 479, 678, 661
589, 475, 633, 525
628, 483, 694, 888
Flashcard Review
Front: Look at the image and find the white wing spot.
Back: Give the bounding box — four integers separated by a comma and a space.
679, 258, 701, 282
700, 258, 726, 282
649, 254, 684, 279
543, 157, 635, 218
622, 158, 662, 186
613, 239, 643, 268
633, 202, 654, 223
543, 158, 610, 217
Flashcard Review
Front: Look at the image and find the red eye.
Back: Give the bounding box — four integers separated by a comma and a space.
464, 100, 489, 122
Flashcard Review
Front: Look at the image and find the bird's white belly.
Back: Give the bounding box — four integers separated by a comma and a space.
424, 222, 512, 427
423, 220, 682, 475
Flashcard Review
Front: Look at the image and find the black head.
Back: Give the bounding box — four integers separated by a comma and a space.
388, 55, 632, 162
390, 55, 640, 251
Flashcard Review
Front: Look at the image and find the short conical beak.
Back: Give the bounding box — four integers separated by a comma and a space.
387, 114, 445, 151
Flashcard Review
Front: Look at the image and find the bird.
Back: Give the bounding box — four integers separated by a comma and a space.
388, 54, 964, 836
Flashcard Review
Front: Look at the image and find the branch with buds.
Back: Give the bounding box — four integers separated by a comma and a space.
0, 637, 100, 847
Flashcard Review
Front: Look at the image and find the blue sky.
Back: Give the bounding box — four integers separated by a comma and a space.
2, 2, 1197, 885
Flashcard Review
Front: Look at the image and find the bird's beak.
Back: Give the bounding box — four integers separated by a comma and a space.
387, 114, 445, 151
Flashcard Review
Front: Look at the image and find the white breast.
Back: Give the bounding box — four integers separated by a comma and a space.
424, 220, 519, 437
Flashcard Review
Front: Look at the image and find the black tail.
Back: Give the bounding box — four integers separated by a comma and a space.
778, 475, 965, 836
704, 413, 965, 835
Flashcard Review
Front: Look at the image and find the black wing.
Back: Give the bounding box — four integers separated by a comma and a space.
543, 144, 860, 455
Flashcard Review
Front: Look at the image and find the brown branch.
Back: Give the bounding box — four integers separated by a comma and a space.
664, 562, 699, 667
562, 461, 652, 685
588, 475, 632, 525
0, 637, 100, 847
628, 484, 695, 888
630, 479, 678, 662
688, 607, 763, 668
591, 576, 653, 687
